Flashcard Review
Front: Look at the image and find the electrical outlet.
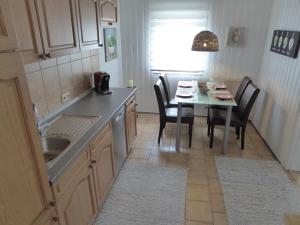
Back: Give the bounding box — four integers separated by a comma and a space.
62, 92, 71, 103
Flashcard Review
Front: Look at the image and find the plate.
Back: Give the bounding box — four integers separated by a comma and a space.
215, 94, 234, 100
176, 92, 194, 98
178, 81, 193, 88
214, 83, 227, 89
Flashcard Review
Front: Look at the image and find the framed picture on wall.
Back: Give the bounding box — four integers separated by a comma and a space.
270, 30, 300, 58
104, 27, 118, 62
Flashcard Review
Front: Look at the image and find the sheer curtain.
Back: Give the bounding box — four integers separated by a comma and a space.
149, 0, 210, 72
119, 0, 212, 112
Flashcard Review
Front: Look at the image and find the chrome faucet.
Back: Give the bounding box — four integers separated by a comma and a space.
33, 104, 49, 152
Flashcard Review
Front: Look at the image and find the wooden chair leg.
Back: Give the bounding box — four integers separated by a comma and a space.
158, 123, 164, 144
241, 126, 246, 150
209, 124, 215, 148
236, 127, 240, 140
189, 123, 193, 147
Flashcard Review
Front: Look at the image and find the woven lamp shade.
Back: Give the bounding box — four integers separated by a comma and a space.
192, 31, 219, 52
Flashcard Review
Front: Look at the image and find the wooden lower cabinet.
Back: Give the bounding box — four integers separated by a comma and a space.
90, 123, 115, 208
51, 149, 98, 225
125, 96, 137, 153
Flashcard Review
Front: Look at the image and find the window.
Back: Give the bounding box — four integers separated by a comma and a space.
149, 1, 209, 72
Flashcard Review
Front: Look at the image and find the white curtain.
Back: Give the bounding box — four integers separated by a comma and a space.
119, 0, 213, 112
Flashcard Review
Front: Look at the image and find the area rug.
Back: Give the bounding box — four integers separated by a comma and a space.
94, 161, 187, 225
215, 157, 300, 225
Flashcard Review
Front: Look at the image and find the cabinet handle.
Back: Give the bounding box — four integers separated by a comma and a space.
99, 43, 104, 47
39, 54, 46, 59
49, 201, 56, 207
45, 53, 51, 58
91, 160, 97, 164
52, 217, 59, 222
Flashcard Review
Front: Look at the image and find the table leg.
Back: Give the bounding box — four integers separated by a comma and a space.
176, 103, 183, 152
223, 106, 232, 154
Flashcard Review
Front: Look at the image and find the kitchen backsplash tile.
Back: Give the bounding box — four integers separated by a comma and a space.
24, 50, 100, 119
57, 55, 71, 65
40, 58, 57, 69
24, 62, 41, 74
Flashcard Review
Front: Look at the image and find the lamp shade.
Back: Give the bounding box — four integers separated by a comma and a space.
192, 31, 219, 52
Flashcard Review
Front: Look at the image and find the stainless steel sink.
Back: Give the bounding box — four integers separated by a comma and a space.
43, 137, 70, 163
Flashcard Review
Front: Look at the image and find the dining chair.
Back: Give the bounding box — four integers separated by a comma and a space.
207, 76, 252, 136
208, 83, 260, 150
159, 74, 194, 108
154, 79, 194, 147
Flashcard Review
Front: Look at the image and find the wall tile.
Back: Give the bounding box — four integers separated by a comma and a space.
81, 50, 91, 58
26, 71, 45, 102
40, 58, 57, 69
92, 54, 100, 72
71, 60, 83, 88
82, 57, 93, 88
34, 98, 48, 118
57, 55, 71, 65
58, 63, 73, 93
41, 67, 62, 111
24, 62, 41, 74
70, 52, 82, 61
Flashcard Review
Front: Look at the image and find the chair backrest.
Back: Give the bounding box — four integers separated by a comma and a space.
159, 74, 171, 105
154, 79, 167, 119
235, 76, 252, 105
237, 83, 260, 124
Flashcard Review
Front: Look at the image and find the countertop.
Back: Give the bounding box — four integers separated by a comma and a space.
47, 88, 136, 183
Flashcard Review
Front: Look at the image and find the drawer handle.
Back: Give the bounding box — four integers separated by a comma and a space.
89, 165, 93, 168
49, 201, 56, 207
52, 217, 59, 222
91, 160, 97, 164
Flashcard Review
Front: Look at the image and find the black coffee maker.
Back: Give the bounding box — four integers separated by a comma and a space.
94, 72, 112, 95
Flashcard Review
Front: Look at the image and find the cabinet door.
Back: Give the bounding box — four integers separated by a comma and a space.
0, 53, 54, 225
126, 97, 137, 153
77, 0, 102, 50
8, 0, 44, 62
90, 123, 115, 208
100, 0, 117, 22
0, 0, 18, 51
52, 149, 97, 225
35, 0, 80, 57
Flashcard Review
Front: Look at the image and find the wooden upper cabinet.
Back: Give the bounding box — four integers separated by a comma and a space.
76, 0, 103, 50
8, 0, 44, 63
100, 0, 117, 22
0, 53, 55, 225
35, 0, 80, 57
0, 0, 18, 51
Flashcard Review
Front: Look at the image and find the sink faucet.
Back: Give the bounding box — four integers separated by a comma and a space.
33, 104, 49, 152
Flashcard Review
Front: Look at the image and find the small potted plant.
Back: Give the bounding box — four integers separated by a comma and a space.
107, 36, 116, 55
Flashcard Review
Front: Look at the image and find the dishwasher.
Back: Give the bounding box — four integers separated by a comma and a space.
112, 106, 127, 174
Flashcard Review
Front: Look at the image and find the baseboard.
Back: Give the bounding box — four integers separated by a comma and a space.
249, 120, 279, 162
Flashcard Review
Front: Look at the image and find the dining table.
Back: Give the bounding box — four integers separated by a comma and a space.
175, 81, 237, 153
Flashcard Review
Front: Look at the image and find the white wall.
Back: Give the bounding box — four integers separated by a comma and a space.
210, 0, 273, 81
99, 2, 123, 88
252, 0, 300, 171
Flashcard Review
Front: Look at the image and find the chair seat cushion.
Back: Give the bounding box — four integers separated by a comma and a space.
169, 98, 194, 108
165, 107, 194, 123
210, 109, 242, 127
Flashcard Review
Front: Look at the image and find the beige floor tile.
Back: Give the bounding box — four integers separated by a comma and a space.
284, 214, 300, 225
186, 200, 213, 223
186, 184, 210, 202
188, 159, 207, 171
133, 140, 154, 149
209, 179, 222, 194
188, 170, 208, 185
210, 194, 226, 213
207, 167, 219, 180
186, 221, 212, 225
213, 213, 228, 225
129, 148, 151, 160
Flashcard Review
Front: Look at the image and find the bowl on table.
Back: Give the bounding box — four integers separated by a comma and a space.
198, 81, 209, 94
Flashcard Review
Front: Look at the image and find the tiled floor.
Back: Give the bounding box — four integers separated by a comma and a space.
128, 113, 298, 225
